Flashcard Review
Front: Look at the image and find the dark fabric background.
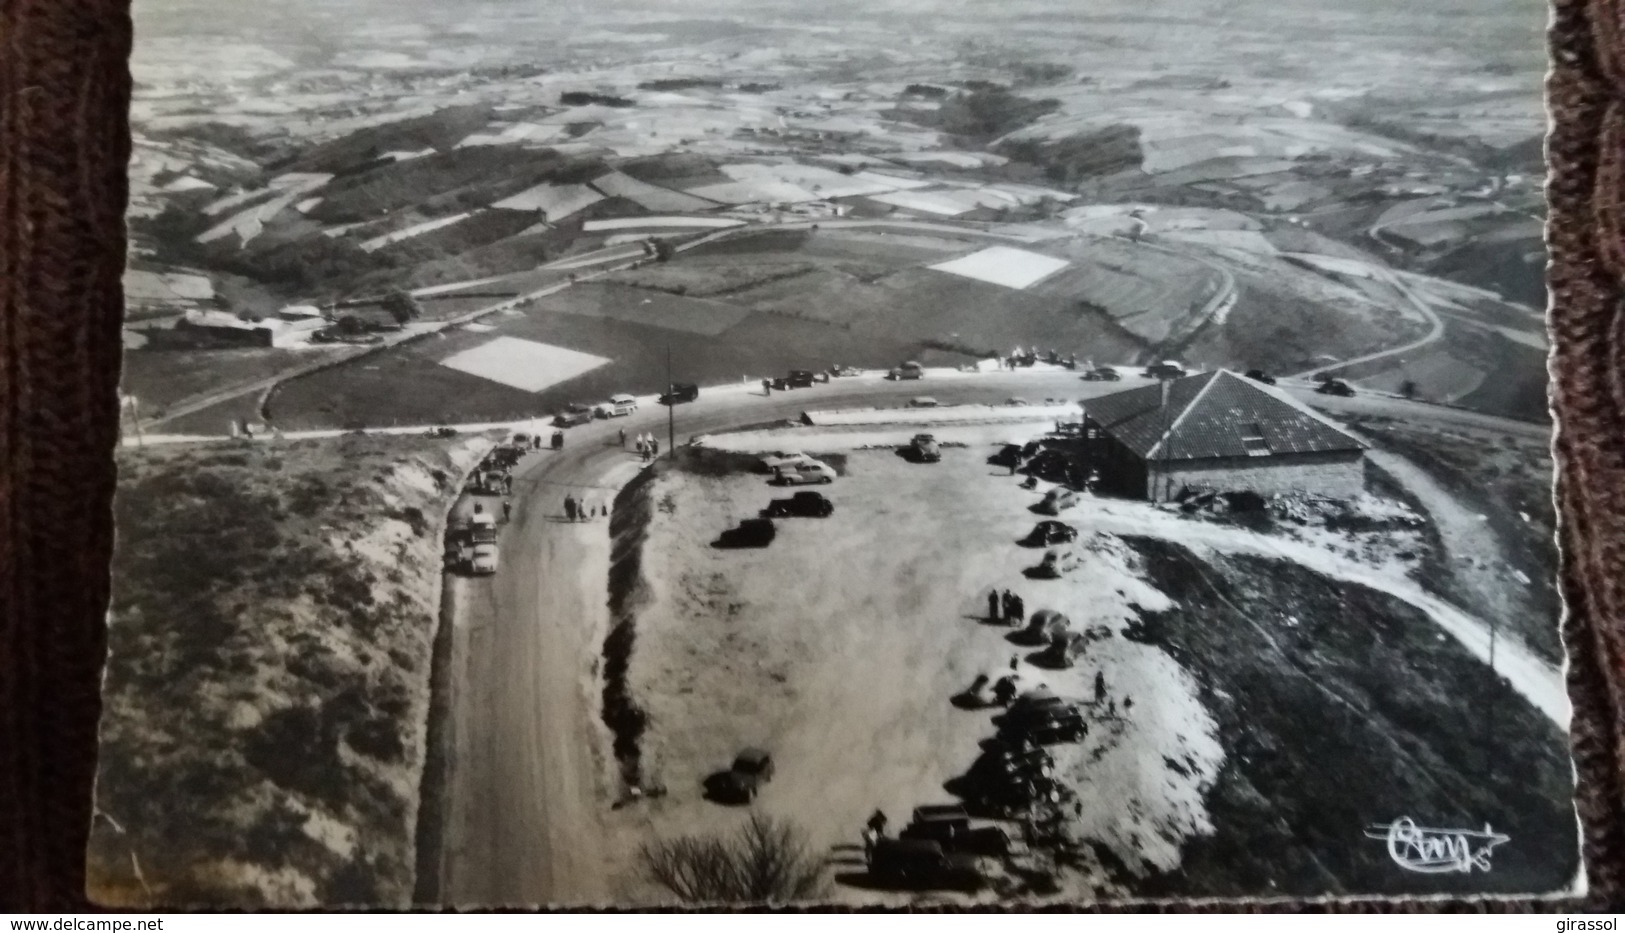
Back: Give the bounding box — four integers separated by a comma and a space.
0, 0, 1619, 913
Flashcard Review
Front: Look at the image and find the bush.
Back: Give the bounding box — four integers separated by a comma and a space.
640, 813, 826, 903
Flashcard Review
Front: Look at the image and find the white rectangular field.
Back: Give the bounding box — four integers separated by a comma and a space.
439, 336, 611, 393
928, 246, 1071, 289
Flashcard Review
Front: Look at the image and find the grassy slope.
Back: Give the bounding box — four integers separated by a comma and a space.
1124, 538, 1576, 898
89, 434, 488, 907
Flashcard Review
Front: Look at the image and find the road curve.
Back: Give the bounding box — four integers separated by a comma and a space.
436, 370, 1099, 905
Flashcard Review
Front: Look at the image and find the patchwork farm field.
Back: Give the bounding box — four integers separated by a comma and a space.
263, 306, 949, 431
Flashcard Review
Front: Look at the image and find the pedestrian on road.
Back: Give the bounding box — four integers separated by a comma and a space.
565, 495, 577, 522
1010, 457, 1018, 476
503, 500, 512, 522
1011, 594, 1026, 626
987, 590, 1000, 622
1094, 670, 1107, 704
619, 427, 626, 447
866, 809, 888, 837
763, 378, 773, 396
861, 827, 877, 861
1000, 589, 1014, 624
1010, 654, 1020, 671
651, 438, 660, 458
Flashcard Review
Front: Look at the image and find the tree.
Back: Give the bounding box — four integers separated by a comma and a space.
381, 289, 422, 325
652, 238, 675, 263
640, 813, 826, 904
1399, 379, 1419, 399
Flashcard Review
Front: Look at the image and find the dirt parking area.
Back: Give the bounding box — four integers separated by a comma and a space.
600, 441, 1223, 904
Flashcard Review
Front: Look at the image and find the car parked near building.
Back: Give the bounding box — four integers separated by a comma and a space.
886, 361, 925, 381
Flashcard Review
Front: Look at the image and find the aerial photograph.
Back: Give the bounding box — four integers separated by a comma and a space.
91, 0, 1577, 908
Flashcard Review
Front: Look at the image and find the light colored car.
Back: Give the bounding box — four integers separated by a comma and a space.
774, 462, 836, 486
469, 542, 499, 575
830, 365, 862, 377
910, 433, 941, 462
1005, 397, 1030, 407
595, 394, 638, 418
907, 396, 939, 408
759, 451, 817, 473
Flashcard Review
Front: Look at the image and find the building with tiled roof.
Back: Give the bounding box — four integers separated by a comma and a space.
1082, 370, 1368, 501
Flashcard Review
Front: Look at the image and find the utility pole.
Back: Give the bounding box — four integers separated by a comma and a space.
666, 343, 676, 459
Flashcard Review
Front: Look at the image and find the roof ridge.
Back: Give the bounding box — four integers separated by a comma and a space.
1250, 374, 1370, 450
1145, 370, 1222, 459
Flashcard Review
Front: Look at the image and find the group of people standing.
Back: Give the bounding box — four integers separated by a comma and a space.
989, 588, 1026, 626
628, 431, 660, 462
562, 494, 606, 522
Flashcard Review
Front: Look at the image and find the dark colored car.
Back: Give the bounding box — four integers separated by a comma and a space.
1144, 362, 1186, 379
553, 404, 594, 427
868, 838, 984, 891
660, 382, 700, 405
718, 518, 777, 548
761, 491, 834, 518
787, 369, 818, 388
1244, 369, 1277, 385
1081, 367, 1122, 381
717, 748, 775, 801
1021, 520, 1078, 547
1316, 379, 1356, 397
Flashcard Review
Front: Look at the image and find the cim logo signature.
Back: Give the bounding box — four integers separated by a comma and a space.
1366, 817, 1510, 873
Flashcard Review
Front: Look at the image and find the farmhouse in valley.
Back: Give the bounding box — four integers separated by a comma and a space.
1082, 369, 1367, 501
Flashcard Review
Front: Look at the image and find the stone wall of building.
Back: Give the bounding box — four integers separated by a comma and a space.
1148, 450, 1366, 500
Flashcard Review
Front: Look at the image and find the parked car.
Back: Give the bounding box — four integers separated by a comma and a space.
829, 364, 862, 377
899, 805, 1012, 856
594, 394, 638, 418
868, 838, 983, 891
468, 542, 499, 576
774, 462, 836, 486
1005, 397, 1030, 407
1021, 520, 1078, 547
1144, 361, 1186, 379
910, 433, 941, 463
716, 748, 775, 802
718, 518, 777, 548
886, 361, 925, 381
1081, 366, 1122, 382
759, 451, 818, 474
907, 396, 939, 408
1316, 379, 1356, 397
1244, 369, 1277, 385
761, 491, 834, 518
1035, 487, 1079, 515
553, 404, 594, 427
660, 382, 699, 405
425, 426, 459, 438
788, 369, 818, 388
